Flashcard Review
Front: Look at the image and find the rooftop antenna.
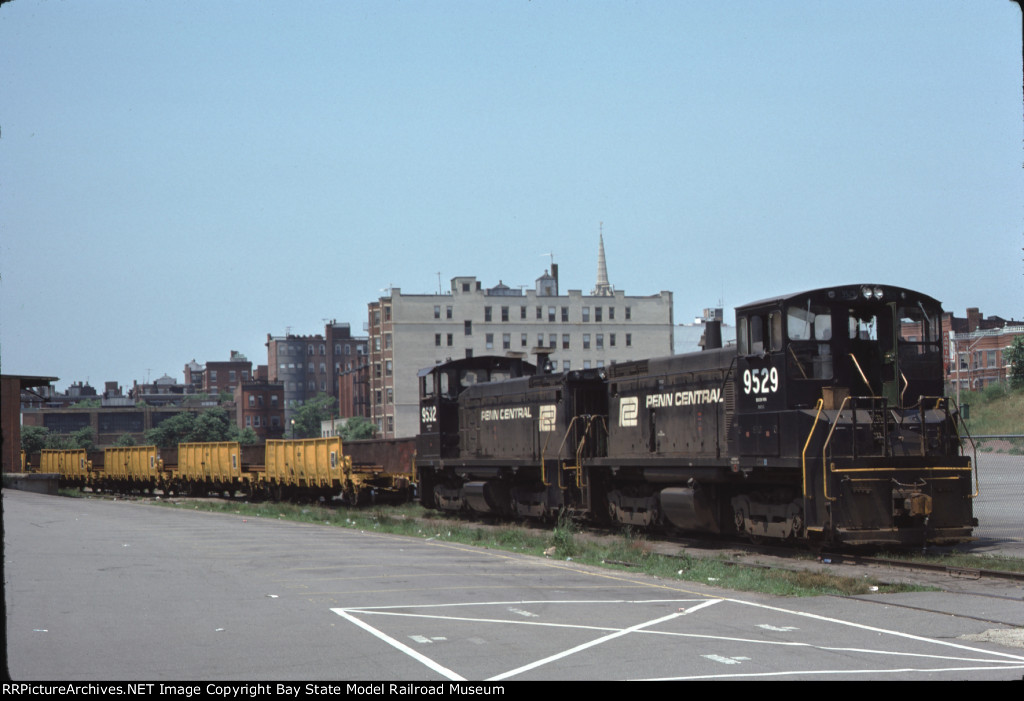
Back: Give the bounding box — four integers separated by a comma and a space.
437, 271, 442, 294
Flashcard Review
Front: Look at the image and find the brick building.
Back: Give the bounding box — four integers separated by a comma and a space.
943, 307, 1024, 392
266, 321, 369, 428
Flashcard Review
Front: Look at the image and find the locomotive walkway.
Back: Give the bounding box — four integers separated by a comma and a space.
5, 489, 1023, 681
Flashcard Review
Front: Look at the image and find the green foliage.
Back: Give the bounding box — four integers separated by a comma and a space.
956, 386, 1024, 436
144, 408, 242, 448
1007, 336, 1024, 390
340, 416, 377, 441
71, 398, 101, 408
70, 426, 96, 451
291, 393, 337, 438
20, 425, 50, 454
113, 433, 137, 447
232, 426, 260, 445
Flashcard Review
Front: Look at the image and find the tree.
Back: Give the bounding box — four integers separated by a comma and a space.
340, 416, 377, 441
1008, 336, 1024, 390
113, 433, 137, 447
290, 393, 337, 438
70, 426, 96, 451
144, 408, 241, 448
21, 425, 50, 454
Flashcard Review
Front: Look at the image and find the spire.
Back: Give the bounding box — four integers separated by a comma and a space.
592, 223, 614, 296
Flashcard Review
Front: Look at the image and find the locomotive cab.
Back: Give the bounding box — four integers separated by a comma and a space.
416, 356, 537, 460
733, 285, 973, 545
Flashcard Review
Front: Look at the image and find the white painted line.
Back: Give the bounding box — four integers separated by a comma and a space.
341, 598, 712, 611
330, 607, 465, 681
486, 603, 721, 682
642, 664, 1024, 681
721, 597, 1024, 663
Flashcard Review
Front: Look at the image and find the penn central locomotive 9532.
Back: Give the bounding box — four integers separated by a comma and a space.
415, 284, 978, 546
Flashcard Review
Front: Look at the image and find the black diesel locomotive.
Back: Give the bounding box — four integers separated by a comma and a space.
415, 284, 978, 546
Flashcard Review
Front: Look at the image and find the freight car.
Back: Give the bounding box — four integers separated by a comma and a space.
48, 436, 414, 505
415, 284, 978, 546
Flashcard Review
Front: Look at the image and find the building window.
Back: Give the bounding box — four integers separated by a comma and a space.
595, 307, 603, 322
434, 305, 441, 319
385, 360, 392, 376
537, 333, 544, 347
435, 334, 442, 347
582, 307, 590, 322
503, 333, 511, 350
319, 344, 325, 355
447, 333, 454, 346
596, 334, 604, 349
521, 333, 528, 348
486, 333, 494, 350
583, 360, 591, 369
548, 306, 556, 322
563, 360, 571, 371
485, 307, 493, 322
609, 307, 615, 320
374, 363, 382, 378
446, 306, 453, 319
465, 348, 473, 358
386, 388, 393, 404
520, 306, 527, 320
383, 306, 391, 322
248, 395, 255, 407
626, 333, 632, 346
536, 306, 542, 319
465, 320, 472, 335
561, 307, 569, 322
583, 334, 591, 350
610, 333, 616, 347
563, 334, 570, 350
384, 334, 392, 350
625, 307, 632, 320
229, 370, 236, 382
501, 306, 509, 322
549, 334, 556, 348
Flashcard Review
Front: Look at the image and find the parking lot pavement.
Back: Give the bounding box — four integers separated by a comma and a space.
5, 489, 1024, 681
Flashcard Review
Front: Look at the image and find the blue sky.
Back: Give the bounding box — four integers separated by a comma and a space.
2, 1, 1021, 390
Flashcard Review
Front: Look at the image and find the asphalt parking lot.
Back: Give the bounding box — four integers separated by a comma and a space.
5, 489, 1023, 681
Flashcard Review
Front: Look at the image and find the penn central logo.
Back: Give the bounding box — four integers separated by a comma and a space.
619, 397, 639, 427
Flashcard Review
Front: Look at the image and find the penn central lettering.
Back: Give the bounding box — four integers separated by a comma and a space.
481, 407, 533, 421
645, 389, 723, 408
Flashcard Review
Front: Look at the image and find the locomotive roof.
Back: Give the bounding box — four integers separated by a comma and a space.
417, 355, 537, 378
735, 284, 942, 313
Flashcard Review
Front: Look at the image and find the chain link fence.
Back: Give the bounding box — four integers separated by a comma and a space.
966, 435, 1023, 546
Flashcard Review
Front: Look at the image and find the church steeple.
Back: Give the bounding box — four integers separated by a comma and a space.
592, 223, 614, 296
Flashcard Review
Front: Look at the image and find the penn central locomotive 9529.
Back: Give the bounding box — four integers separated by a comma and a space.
415, 284, 978, 546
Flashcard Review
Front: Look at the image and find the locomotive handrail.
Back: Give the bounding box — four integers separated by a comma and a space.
820, 394, 855, 502
848, 353, 875, 396
946, 397, 980, 499
540, 414, 608, 491
801, 398, 825, 499
820, 394, 977, 502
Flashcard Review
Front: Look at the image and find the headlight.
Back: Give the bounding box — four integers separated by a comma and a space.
862, 286, 874, 299
873, 286, 884, 300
